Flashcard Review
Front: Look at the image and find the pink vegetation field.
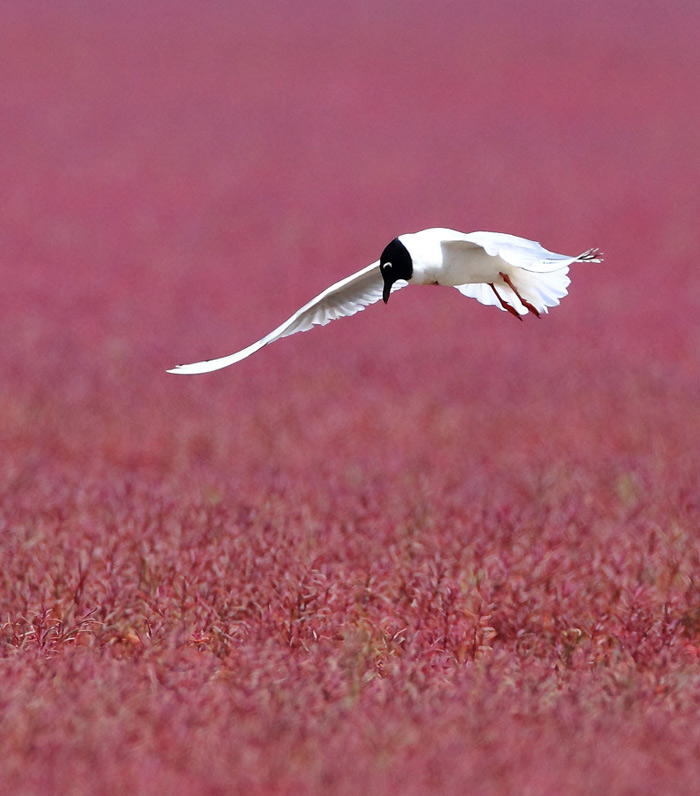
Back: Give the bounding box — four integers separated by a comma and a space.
2, 2, 700, 794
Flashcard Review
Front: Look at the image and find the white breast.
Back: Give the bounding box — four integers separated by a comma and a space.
400, 228, 505, 286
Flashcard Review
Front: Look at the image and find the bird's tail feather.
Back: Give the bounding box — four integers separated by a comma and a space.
510, 266, 571, 313
455, 266, 571, 315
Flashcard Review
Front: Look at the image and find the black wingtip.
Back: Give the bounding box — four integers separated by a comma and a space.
579, 248, 603, 263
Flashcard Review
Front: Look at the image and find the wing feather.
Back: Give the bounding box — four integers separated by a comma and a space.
168, 262, 405, 374
459, 231, 599, 272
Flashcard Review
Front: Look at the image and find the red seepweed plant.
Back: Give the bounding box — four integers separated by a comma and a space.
2, 3, 700, 795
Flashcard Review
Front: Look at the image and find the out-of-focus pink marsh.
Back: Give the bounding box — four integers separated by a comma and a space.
1, 3, 700, 795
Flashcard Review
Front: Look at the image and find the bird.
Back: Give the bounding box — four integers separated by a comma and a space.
168, 228, 601, 374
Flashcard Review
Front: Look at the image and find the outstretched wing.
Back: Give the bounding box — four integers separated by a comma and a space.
459, 231, 602, 273
168, 262, 406, 374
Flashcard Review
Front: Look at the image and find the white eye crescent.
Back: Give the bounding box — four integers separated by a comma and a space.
383, 262, 392, 270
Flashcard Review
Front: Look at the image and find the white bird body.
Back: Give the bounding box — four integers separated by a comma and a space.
400, 228, 497, 285
168, 228, 601, 374
403, 229, 578, 284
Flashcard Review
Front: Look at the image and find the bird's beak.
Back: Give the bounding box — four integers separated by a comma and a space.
382, 279, 392, 304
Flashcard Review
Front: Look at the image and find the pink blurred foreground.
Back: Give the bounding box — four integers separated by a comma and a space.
2, 3, 700, 794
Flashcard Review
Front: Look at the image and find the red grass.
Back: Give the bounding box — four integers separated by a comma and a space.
2, 2, 700, 794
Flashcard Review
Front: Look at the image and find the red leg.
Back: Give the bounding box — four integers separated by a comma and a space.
489, 283, 523, 320
499, 273, 541, 318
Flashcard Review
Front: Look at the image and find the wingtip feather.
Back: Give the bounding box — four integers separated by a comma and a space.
579, 248, 603, 263
166, 362, 211, 375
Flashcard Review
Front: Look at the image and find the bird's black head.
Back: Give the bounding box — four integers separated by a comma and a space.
379, 237, 413, 303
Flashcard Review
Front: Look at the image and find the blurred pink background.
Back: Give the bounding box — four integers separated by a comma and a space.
3, 1, 698, 481
2, 3, 700, 794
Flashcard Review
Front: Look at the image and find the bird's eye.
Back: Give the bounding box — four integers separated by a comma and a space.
383, 262, 392, 270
